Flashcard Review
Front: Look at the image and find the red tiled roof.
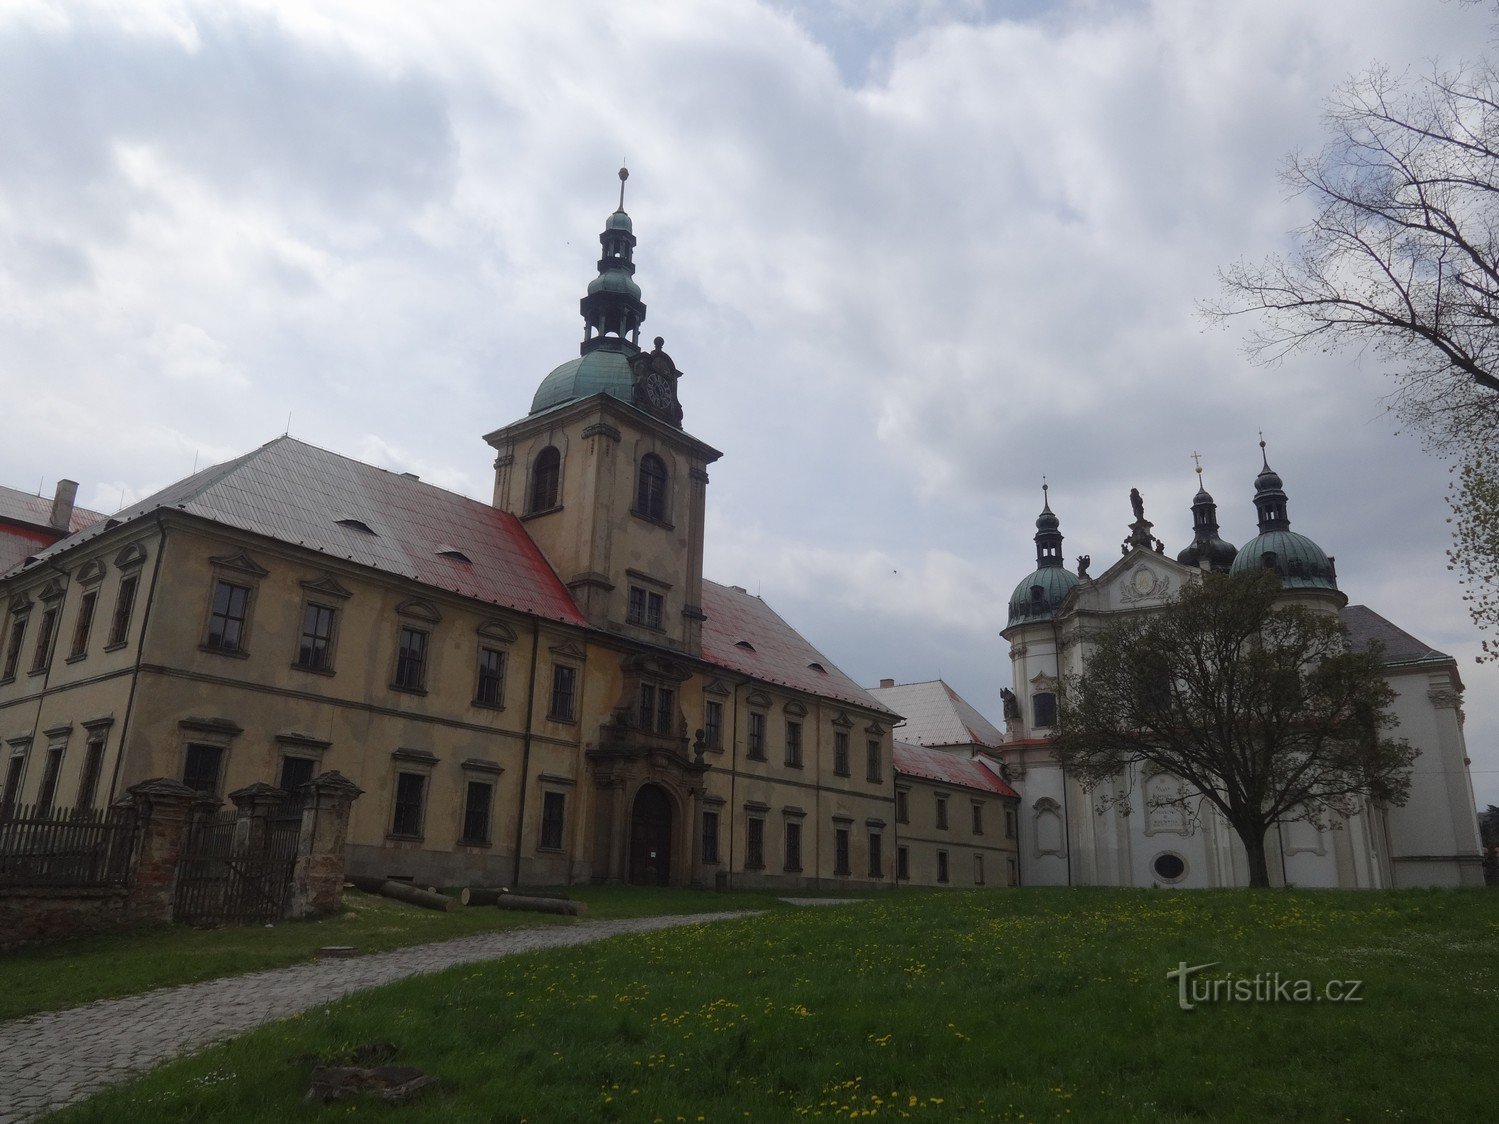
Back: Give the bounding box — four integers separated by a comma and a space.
700, 581, 896, 716
0, 524, 58, 577
9, 438, 587, 626
894, 740, 1019, 798
0, 485, 105, 537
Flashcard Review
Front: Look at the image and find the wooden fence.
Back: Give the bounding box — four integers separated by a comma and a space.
0, 803, 137, 889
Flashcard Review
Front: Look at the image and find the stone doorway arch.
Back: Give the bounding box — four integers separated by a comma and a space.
628, 784, 674, 886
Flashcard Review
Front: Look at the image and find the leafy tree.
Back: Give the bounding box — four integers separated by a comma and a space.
1480, 803, 1499, 849
1207, 57, 1499, 650
1051, 572, 1415, 888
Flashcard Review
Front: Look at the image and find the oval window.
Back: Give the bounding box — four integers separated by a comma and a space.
1153, 852, 1186, 881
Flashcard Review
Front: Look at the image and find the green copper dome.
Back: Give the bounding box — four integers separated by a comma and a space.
605, 210, 633, 232
531, 347, 636, 414
1008, 566, 1079, 625
587, 267, 642, 299
1229, 530, 1338, 590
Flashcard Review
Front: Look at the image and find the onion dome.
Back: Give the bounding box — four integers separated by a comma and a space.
1008, 484, 1079, 625
1228, 441, 1339, 592
531, 168, 648, 414
1176, 466, 1238, 572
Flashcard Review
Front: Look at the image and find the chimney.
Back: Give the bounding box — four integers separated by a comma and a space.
879, 678, 895, 689
49, 479, 78, 532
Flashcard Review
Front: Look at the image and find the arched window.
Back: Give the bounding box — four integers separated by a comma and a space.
529, 447, 560, 513
636, 453, 668, 522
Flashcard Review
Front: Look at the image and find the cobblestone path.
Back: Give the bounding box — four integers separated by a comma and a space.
0, 911, 750, 1122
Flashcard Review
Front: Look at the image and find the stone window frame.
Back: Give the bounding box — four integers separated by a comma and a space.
896, 843, 910, 882
895, 784, 910, 825
633, 451, 672, 526
701, 795, 725, 866
832, 813, 853, 876
526, 444, 563, 516
782, 806, 806, 873
35, 724, 70, 810
865, 722, 885, 783
291, 573, 351, 676
866, 818, 885, 879
473, 619, 517, 710
971, 799, 985, 836
702, 681, 729, 752
937, 849, 950, 884
458, 758, 504, 847
391, 598, 442, 695
275, 732, 330, 795
200, 552, 268, 659
29, 579, 67, 676
177, 717, 243, 798
783, 700, 807, 769
831, 710, 853, 777
547, 642, 586, 724
104, 543, 148, 651
744, 691, 771, 760
744, 800, 769, 870
2, 737, 31, 816
935, 791, 950, 831
66, 560, 107, 664
1005, 806, 1018, 840
75, 718, 113, 810
537, 774, 575, 852
625, 569, 671, 632
974, 854, 986, 886
388, 747, 438, 841
1, 594, 32, 683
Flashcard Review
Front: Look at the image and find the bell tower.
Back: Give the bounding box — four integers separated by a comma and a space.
484, 171, 721, 655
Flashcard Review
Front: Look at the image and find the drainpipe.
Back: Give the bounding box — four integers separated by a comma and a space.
106, 515, 169, 806
725, 680, 740, 889
511, 618, 541, 889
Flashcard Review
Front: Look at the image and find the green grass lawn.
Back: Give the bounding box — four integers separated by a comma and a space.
0, 884, 785, 1022
46, 887, 1499, 1122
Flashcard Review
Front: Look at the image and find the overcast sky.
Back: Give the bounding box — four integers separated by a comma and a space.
3, 0, 1496, 808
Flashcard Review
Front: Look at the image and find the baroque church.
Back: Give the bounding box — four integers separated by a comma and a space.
0, 173, 1019, 892
999, 463, 1485, 889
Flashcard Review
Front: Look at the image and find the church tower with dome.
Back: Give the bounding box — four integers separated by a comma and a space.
998, 451, 1483, 889
483, 169, 722, 655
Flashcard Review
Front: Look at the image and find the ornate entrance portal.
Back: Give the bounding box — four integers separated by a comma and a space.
629, 784, 673, 885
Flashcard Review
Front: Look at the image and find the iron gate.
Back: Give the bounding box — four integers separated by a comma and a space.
174, 802, 301, 926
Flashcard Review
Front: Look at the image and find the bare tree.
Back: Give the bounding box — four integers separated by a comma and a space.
1207, 59, 1499, 646
1051, 573, 1415, 888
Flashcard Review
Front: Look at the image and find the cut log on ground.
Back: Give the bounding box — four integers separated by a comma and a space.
349, 877, 454, 912
459, 887, 510, 906
494, 894, 586, 917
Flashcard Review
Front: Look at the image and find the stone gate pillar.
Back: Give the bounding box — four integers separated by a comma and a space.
228, 782, 286, 858
288, 770, 363, 918
122, 778, 203, 924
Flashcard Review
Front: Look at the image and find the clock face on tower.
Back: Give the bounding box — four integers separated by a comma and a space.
644, 372, 672, 410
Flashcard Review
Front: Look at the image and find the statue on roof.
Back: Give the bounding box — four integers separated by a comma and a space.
1130, 487, 1145, 521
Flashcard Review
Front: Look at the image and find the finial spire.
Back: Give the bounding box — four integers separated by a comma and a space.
1041, 477, 1051, 513
1258, 430, 1270, 470
1191, 449, 1204, 485
617, 165, 629, 212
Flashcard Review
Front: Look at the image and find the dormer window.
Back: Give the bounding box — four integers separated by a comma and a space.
336, 518, 376, 535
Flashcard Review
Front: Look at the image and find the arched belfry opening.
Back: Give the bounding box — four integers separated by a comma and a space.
629, 783, 674, 886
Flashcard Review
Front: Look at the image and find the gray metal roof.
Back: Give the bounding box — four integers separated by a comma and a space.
868, 679, 1004, 749
1341, 604, 1452, 667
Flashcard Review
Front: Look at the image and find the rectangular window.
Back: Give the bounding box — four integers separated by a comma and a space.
785, 720, 803, 767
462, 780, 494, 844
833, 730, 849, 776
1005, 808, 1017, 839
972, 802, 984, 835
746, 817, 765, 869
747, 712, 765, 759
182, 744, 223, 794
626, 586, 664, 629
69, 590, 98, 659
30, 607, 58, 673
936, 795, 949, 830
394, 627, 428, 690
704, 700, 723, 748
549, 664, 577, 721
783, 820, 803, 872
897, 845, 909, 881
3, 615, 28, 679
834, 826, 850, 875
76, 736, 105, 809
640, 683, 656, 730
701, 809, 720, 864
539, 790, 566, 849
296, 603, 336, 670
937, 850, 949, 884
278, 755, 316, 794
107, 575, 138, 647
974, 855, 986, 885
1, 754, 23, 817
868, 832, 883, 878
36, 747, 64, 810
391, 772, 426, 837
475, 646, 506, 706
1033, 691, 1058, 728
866, 738, 882, 782
1008, 857, 1018, 886
896, 788, 909, 824
205, 581, 250, 652
656, 686, 674, 735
